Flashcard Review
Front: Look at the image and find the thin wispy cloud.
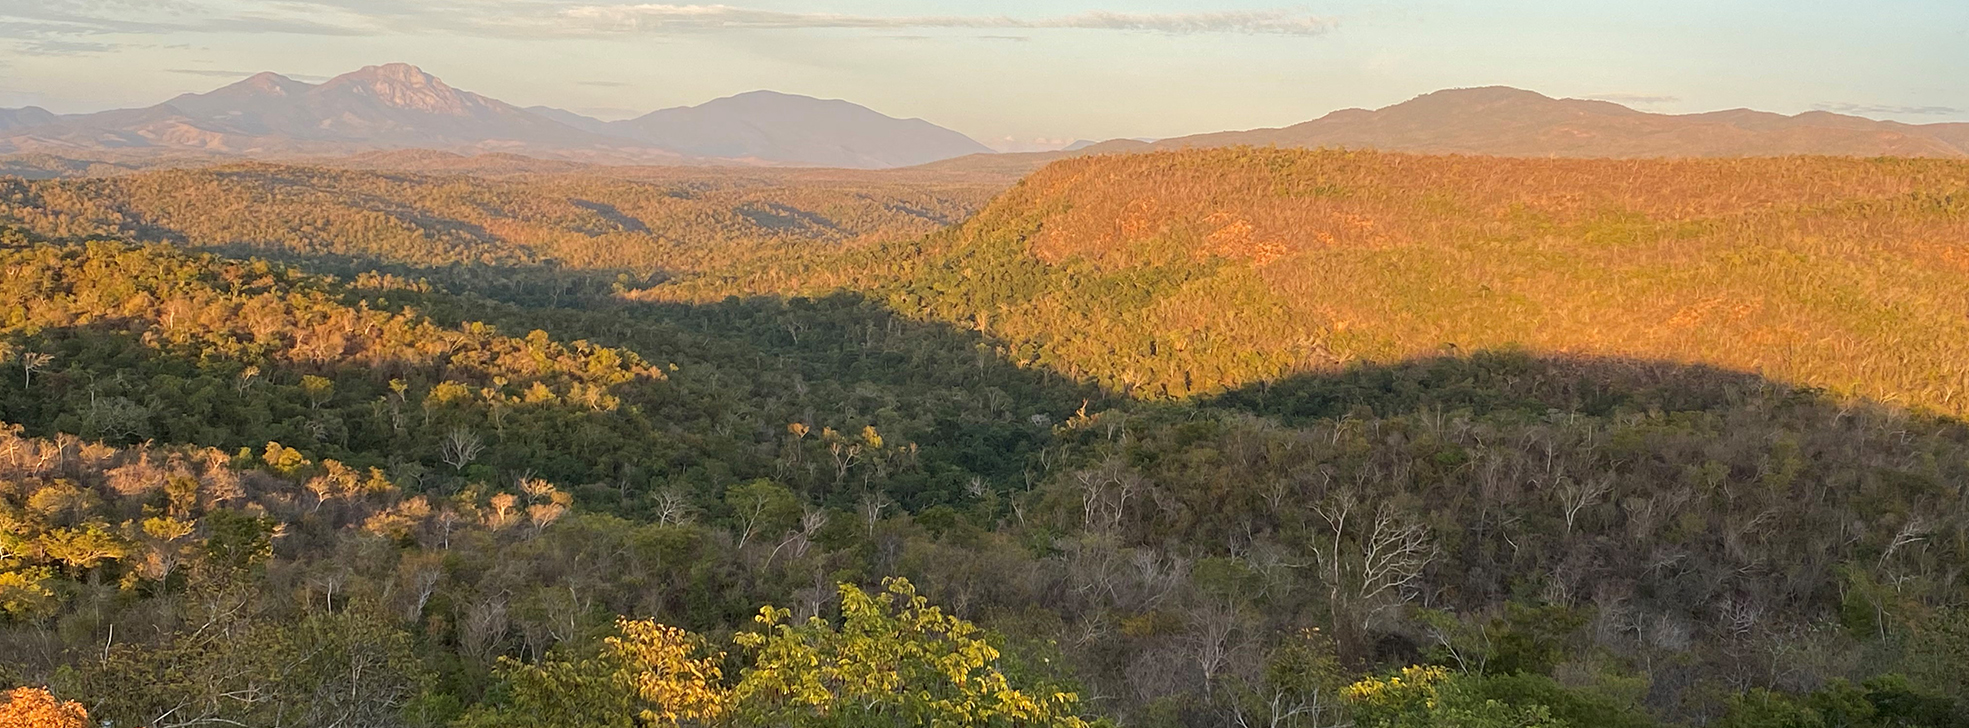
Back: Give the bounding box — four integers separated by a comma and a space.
549, 6, 1338, 36
1815, 102, 1963, 117
13, 38, 117, 55
2, 1, 1339, 52
0, 0, 375, 51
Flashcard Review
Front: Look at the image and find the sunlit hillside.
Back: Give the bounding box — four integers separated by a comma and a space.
663, 148, 1969, 412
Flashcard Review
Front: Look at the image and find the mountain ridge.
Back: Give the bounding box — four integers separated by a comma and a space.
0, 64, 990, 169
11, 79, 1969, 172
1085, 86, 1969, 158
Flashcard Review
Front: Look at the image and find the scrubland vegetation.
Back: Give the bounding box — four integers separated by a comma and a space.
4, 148, 1969, 727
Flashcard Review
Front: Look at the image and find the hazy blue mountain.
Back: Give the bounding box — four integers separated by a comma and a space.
0, 107, 58, 132
605, 90, 993, 169
0, 68, 992, 168
1092, 86, 1969, 158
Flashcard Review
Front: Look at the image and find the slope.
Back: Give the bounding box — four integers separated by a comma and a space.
649, 147, 1969, 418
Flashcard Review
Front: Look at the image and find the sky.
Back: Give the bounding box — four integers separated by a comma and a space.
1, 0, 1965, 149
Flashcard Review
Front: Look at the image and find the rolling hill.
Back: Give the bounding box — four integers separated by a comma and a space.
600, 90, 995, 169
0, 106, 56, 132
0, 161, 1010, 279
1086, 86, 1969, 158
652, 147, 1969, 417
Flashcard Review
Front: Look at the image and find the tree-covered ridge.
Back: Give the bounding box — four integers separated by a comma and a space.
0, 235, 1099, 517
0, 163, 1003, 274
0, 239, 695, 490
651, 148, 1969, 412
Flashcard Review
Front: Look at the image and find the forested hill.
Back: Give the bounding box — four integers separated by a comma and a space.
6, 148, 1969, 728
662, 148, 1969, 415
0, 163, 1007, 279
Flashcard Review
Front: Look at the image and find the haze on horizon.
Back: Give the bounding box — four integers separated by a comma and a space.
1, 0, 1965, 150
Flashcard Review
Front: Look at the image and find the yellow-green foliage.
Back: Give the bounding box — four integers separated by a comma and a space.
732, 577, 1089, 728
459, 618, 731, 728
1345, 666, 1563, 728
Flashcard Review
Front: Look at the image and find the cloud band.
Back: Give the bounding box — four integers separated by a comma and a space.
554, 5, 1338, 36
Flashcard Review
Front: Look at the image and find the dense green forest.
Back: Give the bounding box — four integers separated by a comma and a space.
4, 149, 1969, 727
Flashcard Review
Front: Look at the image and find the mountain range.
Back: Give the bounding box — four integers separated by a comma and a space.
6, 69, 1969, 170
0, 64, 992, 169
1086, 86, 1969, 158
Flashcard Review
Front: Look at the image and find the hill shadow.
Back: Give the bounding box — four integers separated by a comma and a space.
1204, 348, 1855, 424
0, 240, 1110, 515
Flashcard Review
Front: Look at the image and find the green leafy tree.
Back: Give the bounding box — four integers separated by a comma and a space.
730, 577, 1089, 728
1343, 666, 1565, 728
459, 618, 730, 728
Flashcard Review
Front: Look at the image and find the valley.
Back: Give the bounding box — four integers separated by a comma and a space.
2, 141, 1968, 727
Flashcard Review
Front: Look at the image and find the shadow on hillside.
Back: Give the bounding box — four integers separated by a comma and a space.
214, 245, 1108, 418
0, 242, 1111, 510
12, 235, 1969, 516
1205, 349, 1872, 423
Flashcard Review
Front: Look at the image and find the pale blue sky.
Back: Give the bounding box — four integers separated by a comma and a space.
1, 0, 1964, 146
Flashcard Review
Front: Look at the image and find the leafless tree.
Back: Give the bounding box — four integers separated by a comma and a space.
1186, 603, 1241, 692
767, 507, 830, 567
652, 487, 696, 526
21, 351, 52, 387
440, 428, 484, 471
1235, 685, 1346, 728
859, 490, 891, 537
461, 598, 510, 662
1557, 475, 1614, 534
1879, 516, 1933, 569
1311, 494, 1435, 659
1072, 458, 1140, 532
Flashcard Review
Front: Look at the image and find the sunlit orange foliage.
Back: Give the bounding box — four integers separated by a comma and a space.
0, 163, 1008, 275
647, 146, 1969, 408
0, 687, 88, 728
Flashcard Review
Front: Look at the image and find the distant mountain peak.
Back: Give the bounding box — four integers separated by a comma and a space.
1419, 86, 1556, 102
697, 90, 864, 113
0, 106, 59, 132
613, 90, 991, 168
728, 89, 806, 100
322, 63, 483, 116
221, 72, 316, 99
347, 63, 439, 84
0, 64, 987, 167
